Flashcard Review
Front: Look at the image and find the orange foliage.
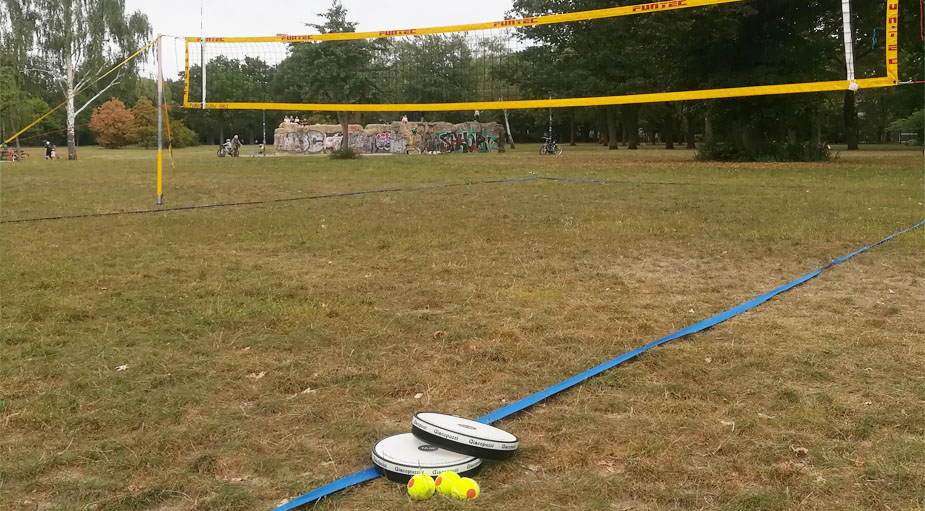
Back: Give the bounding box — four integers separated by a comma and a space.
88, 98, 135, 148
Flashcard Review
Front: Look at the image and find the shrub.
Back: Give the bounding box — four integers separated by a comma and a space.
329, 147, 360, 160
169, 121, 199, 148
88, 98, 134, 148
131, 96, 157, 148
694, 141, 747, 162
696, 140, 830, 162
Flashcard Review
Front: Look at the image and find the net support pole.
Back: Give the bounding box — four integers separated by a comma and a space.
156, 34, 164, 205
548, 95, 553, 139
842, 0, 859, 90
201, 0, 206, 108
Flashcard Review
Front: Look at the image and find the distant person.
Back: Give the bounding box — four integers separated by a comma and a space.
293, 116, 300, 125
283, 115, 291, 125
50, 144, 57, 160
474, 110, 480, 122
44, 141, 52, 160
231, 134, 242, 157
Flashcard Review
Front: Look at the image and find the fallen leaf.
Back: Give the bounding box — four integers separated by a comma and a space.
115, 365, 128, 371
720, 420, 735, 431
241, 346, 251, 352
300, 387, 315, 394
757, 413, 776, 419
689, 308, 695, 313
704, 357, 713, 364
467, 344, 477, 351
247, 371, 266, 380
433, 330, 447, 340
855, 457, 863, 467
790, 446, 809, 456
888, 289, 895, 294
864, 401, 873, 406
414, 393, 423, 399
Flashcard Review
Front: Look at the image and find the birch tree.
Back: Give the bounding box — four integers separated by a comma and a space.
0, 0, 150, 159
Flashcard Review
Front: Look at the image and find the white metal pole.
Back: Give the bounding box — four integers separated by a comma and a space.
201, 0, 207, 108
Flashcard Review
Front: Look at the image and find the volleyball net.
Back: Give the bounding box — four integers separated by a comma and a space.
180, 0, 899, 112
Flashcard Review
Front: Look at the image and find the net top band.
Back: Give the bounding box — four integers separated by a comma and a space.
185, 0, 744, 43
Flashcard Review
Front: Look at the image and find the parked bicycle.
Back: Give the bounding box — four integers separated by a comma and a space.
540, 134, 562, 156
1, 145, 30, 161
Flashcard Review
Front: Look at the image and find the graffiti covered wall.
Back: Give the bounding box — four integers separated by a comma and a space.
274, 121, 504, 155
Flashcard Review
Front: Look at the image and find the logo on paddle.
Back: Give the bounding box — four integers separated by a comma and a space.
418, 445, 438, 452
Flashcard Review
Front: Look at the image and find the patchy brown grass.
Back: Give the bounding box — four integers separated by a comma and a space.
1, 144, 923, 511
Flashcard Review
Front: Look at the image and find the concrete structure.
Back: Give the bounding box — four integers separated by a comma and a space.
274, 121, 505, 155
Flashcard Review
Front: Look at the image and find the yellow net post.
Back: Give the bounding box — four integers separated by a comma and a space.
156, 34, 164, 205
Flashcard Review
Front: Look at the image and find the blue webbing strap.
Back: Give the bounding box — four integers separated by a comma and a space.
272, 218, 924, 510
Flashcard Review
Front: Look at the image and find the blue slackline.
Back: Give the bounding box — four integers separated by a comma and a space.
272, 219, 924, 511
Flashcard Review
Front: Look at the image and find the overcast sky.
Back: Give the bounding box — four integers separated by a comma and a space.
126, 0, 514, 77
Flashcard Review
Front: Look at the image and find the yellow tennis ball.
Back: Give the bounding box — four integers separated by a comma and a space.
450, 477, 480, 500
434, 471, 461, 496
407, 474, 435, 500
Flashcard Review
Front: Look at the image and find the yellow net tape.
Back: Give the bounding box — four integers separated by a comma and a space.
886, 1, 899, 80
163, 102, 177, 178
185, 0, 744, 44
185, 78, 897, 112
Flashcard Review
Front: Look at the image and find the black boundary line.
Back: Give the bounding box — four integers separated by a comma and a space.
0, 174, 850, 225
0, 177, 535, 225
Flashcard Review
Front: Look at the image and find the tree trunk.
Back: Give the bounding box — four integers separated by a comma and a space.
685, 111, 696, 149
219, 126, 225, 145
622, 105, 640, 149
814, 108, 822, 146
65, 53, 78, 160
339, 112, 350, 151
599, 109, 608, 145
704, 114, 713, 143
844, 90, 859, 150
569, 109, 576, 146
606, 106, 618, 150
664, 103, 675, 150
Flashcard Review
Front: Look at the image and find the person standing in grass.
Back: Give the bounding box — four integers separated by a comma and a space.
44, 141, 53, 160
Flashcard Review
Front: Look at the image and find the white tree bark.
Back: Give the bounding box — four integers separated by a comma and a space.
66, 52, 77, 160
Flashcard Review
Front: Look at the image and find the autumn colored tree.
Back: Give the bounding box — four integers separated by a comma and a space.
88, 98, 135, 148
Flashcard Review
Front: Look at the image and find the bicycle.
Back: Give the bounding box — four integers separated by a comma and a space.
1, 147, 30, 161
217, 140, 240, 158
540, 135, 562, 156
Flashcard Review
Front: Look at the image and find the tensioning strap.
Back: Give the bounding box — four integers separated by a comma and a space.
271, 218, 924, 511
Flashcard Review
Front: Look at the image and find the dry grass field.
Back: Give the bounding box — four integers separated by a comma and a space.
1, 144, 923, 511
